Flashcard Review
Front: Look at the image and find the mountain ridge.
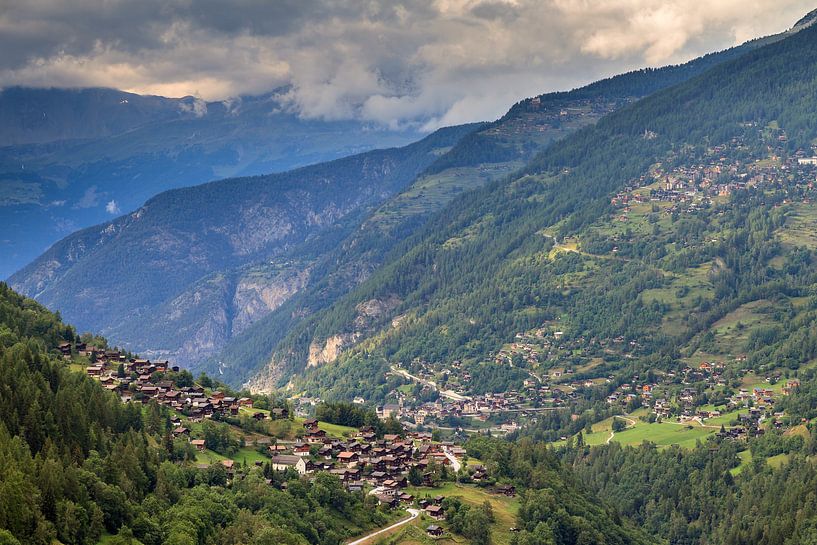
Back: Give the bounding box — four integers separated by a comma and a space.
225, 24, 808, 391
12, 13, 817, 389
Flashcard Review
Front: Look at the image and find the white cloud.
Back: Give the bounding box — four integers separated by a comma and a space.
105, 200, 121, 214
179, 96, 208, 117
75, 186, 100, 209
0, 0, 813, 129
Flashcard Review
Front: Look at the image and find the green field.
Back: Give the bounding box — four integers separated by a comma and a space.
581, 416, 615, 446
195, 449, 227, 464
569, 414, 719, 450
767, 452, 792, 469
703, 409, 743, 426
292, 417, 358, 437
730, 449, 752, 475
231, 446, 268, 465
778, 203, 817, 247
730, 450, 791, 476
609, 421, 715, 449
402, 483, 519, 545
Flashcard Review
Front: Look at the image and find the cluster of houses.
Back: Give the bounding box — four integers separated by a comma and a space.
69, 342, 484, 498
380, 326, 656, 432
70, 343, 274, 421
600, 355, 802, 440
611, 130, 817, 222
266, 420, 473, 501
382, 375, 553, 431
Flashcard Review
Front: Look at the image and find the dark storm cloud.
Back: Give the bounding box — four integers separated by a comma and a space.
470, 1, 521, 21
0, 0, 813, 129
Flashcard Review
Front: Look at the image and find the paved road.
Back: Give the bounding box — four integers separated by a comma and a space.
391, 366, 471, 401
346, 509, 420, 545
443, 448, 462, 472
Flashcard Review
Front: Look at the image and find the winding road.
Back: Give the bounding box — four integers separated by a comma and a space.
346, 509, 421, 545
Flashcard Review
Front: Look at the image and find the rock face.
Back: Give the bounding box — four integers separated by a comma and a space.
305, 297, 401, 366
354, 296, 401, 329
307, 334, 355, 367
243, 356, 286, 394
134, 265, 311, 367
232, 268, 310, 337
243, 294, 402, 393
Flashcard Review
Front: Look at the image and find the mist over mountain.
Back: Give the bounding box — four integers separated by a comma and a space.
0, 86, 421, 278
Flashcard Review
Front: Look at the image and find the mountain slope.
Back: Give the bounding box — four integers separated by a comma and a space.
257, 16, 817, 400
225, 25, 805, 391
9, 124, 477, 366
0, 87, 422, 278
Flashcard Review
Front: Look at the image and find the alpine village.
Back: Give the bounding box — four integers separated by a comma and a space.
9, 5, 817, 545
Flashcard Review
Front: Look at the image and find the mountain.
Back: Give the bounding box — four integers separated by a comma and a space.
9, 124, 478, 367
10, 19, 797, 384
216, 26, 801, 390
12, 15, 814, 387
0, 87, 422, 278
236, 15, 817, 403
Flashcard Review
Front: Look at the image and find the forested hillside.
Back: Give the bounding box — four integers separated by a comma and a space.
14, 16, 810, 388
560, 432, 817, 544
0, 282, 652, 545
257, 16, 817, 404
0, 282, 404, 545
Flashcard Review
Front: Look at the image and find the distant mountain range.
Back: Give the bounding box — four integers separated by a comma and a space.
9, 123, 477, 368
0, 87, 422, 278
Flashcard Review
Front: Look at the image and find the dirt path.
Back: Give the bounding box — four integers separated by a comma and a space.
606, 416, 637, 444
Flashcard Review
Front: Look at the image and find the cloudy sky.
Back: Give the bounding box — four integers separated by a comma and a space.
0, 0, 814, 130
